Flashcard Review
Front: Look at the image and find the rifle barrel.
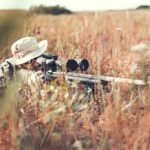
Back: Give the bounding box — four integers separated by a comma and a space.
50, 72, 148, 85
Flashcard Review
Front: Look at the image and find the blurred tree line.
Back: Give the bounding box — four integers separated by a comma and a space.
136, 5, 150, 9
0, 10, 33, 58
29, 5, 72, 15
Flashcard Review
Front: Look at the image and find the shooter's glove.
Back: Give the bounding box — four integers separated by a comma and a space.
0, 67, 5, 88
0, 67, 4, 77
0, 61, 14, 79
35, 70, 55, 83
35, 70, 46, 83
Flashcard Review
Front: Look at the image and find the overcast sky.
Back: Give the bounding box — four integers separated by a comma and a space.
0, 0, 150, 11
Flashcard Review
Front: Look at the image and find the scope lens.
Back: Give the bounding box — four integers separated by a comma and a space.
66, 59, 78, 72
79, 59, 89, 71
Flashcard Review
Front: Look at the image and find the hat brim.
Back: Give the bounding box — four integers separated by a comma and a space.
11, 40, 48, 65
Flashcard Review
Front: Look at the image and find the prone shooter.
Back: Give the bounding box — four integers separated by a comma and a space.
0, 36, 108, 97
1, 36, 146, 112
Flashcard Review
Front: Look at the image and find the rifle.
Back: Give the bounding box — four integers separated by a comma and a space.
40, 56, 149, 95
39, 54, 149, 86
37, 54, 145, 84
0, 54, 149, 90
44, 70, 150, 94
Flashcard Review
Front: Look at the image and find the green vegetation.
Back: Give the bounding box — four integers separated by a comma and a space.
29, 5, 72, 15
0, 10, 33, 57
136, 5, 150, 9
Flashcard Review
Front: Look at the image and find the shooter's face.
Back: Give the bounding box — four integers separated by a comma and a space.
21, 59, 36, 70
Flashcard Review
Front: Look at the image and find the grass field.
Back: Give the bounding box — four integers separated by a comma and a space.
0, 10, 150, 150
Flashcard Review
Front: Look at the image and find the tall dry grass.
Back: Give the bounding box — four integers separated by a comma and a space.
0, 10, 150, 150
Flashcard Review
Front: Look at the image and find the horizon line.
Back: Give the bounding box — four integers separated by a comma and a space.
0, 4, 149, 12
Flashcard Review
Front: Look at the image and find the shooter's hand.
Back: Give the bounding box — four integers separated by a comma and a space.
35, 70, 46, 83
0, 68, 5, 88
0, 61, 14, 79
